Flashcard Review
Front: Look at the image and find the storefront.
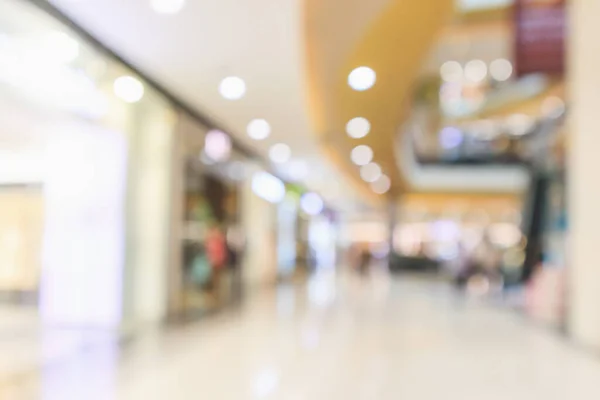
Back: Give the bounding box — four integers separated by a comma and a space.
0, 0, 321, 332
170, 113, 249, 318
0, 0, 178, 329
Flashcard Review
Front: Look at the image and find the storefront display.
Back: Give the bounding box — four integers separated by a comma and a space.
0, 187, 43, 295
181, 166, 239, 314
0, 0, 179, 328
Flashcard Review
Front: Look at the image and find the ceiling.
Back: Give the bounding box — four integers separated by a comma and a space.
49, 0, 524, 211
305, 0, 455, 197
49, 0, 368, 213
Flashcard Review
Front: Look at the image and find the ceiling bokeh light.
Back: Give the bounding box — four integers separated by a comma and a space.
360, 162, 382, 183
269, 143, 291, 164
348, 66, 376, 91
464, 60, 488, 83
346, 117, 371, 139
150, 0, 186, 14
113, 76, 144, 103
489, 58, 513, 82
351, 145, 374, 166
247, 119, 271, 140
219, 76, 246, 100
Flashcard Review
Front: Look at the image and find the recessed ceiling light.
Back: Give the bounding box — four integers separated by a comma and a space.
247, 119, 271, 140
219, 76, 246, 100
371, 175, 391, 194
252, 172, 285, 204
348, 66, 376, 91
346, 117, 371, 139
269, 143, 291, 164
350, 145, 373, 166
464, 60, 487, 83
489, 58, 513, 82
301, 193, 324, 216
360, 163, 382, 183
205, 130, 232, 161
440, 61, 463, 83
287, 160, 309, 181
113, 76, 144, 103
150, 0, 186, 14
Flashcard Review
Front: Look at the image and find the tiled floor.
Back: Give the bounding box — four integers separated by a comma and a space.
3, 271, 600, 399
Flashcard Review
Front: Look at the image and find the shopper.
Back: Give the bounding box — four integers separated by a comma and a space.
206, 224, 227, 301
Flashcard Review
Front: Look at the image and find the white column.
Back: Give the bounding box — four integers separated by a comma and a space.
241, 168, 278, 289
126, 95, 177, 325
567, 0, 600, 348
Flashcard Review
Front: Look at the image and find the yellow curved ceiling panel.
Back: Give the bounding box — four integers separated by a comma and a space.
305, 0, 454, 201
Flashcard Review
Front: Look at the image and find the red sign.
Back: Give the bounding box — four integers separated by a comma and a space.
514, 0, 565, 76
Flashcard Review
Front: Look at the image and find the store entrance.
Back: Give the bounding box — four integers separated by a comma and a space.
0, 97, 127, 328
0, 101, 49, 316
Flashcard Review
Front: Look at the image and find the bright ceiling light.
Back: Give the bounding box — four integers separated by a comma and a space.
287, 160, 309, 181
252, 172, 285, 204
489, 58, 513, 82
269, 143, 291, 164
204, 130, 232, 162
351, 145, 373, 166
150, 0, 186, 14
301, 193, 324, 216
247, 119, 271, 140
440, 61, 463, 83
348, 66, 376, 91
371, 174, 391, 194
113, 76, 144, 103
346, 117, 371, 139
219, 76, 246, 100
464, 59, 488, 83
360, 163, 382, 183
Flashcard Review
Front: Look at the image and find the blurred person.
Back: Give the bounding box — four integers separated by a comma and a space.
226, 224, 245, 302
206, 224, 227, 300
357, 245, 372, 277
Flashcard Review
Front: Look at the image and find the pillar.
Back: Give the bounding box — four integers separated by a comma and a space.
567, 0, 600, 348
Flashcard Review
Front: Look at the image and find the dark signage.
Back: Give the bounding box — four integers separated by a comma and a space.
514, 0, 565, 76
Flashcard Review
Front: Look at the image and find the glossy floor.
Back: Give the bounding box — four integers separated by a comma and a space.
3, 272, 600, 399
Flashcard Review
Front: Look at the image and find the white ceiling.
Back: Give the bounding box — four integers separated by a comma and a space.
49, 0, 366, 213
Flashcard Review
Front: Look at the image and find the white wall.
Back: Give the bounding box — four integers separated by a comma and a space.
241, 167, 278, 289
41, 124, 127, 327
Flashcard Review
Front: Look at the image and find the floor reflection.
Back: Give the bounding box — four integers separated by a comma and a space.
3, 274, 600, 399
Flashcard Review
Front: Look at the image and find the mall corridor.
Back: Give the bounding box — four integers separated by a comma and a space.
3, 274, 600, 399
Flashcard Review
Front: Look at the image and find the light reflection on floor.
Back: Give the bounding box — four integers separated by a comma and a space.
3, 272, 600, 399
